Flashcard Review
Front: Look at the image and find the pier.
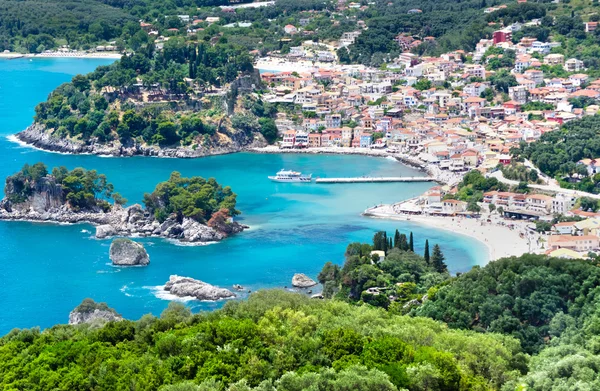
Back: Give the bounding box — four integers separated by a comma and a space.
315, 177, 437, 183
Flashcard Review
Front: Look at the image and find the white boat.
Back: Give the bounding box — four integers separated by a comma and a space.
268, 169, 312, 183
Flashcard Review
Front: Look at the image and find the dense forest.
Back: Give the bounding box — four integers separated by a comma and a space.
5, 162, 118, 211
514, 115, 600, 193
0, 290, 524, 390
143, 171, 239, 224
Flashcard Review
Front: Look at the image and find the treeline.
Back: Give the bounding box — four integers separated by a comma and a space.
414, 254, 600, 357
318, 230, 449, 310
514, 115, 600, 193
0, 290, 524, 390
5, 162, 119, 211
143, 171, 239, 224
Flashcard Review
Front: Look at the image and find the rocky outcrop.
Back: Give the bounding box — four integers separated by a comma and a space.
164, 275, 236, 301
0, 197, 246, 244
292, 273, 318, 288
68, 298, 123, 325
110, 238, 149, 266
16, 124, 267, 158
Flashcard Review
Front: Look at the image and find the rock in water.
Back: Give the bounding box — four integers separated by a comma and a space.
69, 298, 122, 325
292, 273, 317, 288
164, 275, 236, 301
110, 238, 150, 266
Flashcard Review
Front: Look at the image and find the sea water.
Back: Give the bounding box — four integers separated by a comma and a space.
0, 58, 488, 333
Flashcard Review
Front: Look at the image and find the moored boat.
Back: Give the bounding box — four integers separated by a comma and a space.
268, 169, 312, 183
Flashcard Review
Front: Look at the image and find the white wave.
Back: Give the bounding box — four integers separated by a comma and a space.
81, 229, 91, 234
120, 284, 133, 297
146, 285, 197, 302
385, 156, 397, 161
96, 269, 121, 274
165, 239, 219, 247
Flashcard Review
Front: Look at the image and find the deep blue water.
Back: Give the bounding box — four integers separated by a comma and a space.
0, 58, 488, 333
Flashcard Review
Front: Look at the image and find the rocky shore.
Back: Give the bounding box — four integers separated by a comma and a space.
0, 202, 245, 243
16, 124, 267, 158
163, 275, 236, 301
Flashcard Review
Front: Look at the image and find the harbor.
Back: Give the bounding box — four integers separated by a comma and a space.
315, 176, 438, 183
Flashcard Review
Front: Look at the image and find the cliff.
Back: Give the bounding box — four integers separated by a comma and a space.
16, 123, 267, 158
68, 298, 123, 325
0, 172, 246, 243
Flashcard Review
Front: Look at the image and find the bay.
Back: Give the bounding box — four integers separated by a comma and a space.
0, 58, 488, 333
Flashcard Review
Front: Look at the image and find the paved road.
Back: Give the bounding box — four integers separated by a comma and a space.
489, 170, 600, 200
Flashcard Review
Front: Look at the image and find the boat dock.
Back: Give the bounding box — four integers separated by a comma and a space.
315, 177, 437, 183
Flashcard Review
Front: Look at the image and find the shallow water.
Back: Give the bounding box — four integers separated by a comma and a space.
0, 58, 488, 333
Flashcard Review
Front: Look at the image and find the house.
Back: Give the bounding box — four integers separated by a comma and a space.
544, 54, 565, 66
577, 158, 600, 176
308, 133, 322, 148
442, 199, 467, 214
564, 58, 585, 73
294, 131, 309, 148
360, 133, 372, 148
552, 221, 577, 235
284, 25, 298, 34
548, 234, 600, 252
526, 194, 553, 214
552, 193, 576, 214
281, 130, 296, 148
493, 29, 512, 44
585, 22, 598, 33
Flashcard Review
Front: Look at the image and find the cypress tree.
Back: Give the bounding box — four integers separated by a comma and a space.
399, 234, 408, 251
424, 240, 430, 264
431, 244, 448, 273
394, 229, 401, 248
409, 232, 414, 252
388, 237, 393, 252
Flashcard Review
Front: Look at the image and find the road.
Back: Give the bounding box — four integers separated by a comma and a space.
489, 170, 600, 200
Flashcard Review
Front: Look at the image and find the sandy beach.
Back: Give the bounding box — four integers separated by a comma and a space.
365, 204, 541, 262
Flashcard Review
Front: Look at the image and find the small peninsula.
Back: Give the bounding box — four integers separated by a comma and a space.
0, 163, 245, 243
16, 44, 275, 157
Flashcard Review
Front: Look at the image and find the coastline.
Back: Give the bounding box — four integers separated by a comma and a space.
364, 204, 541, 263
0, 52, 122, 60
251, 145, 463, 186
13, 124, 267, 158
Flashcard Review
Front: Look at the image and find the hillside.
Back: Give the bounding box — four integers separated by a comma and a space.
0, 290, 523, 390
17, 42, 273, 156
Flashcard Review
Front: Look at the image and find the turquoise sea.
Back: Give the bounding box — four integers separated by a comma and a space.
0, 58, 488, 334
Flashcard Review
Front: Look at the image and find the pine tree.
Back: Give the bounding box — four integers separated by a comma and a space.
431, 244, 448, 273
394, 229, 401, 248
409, 232, 414, 252
424, 240, 430, 264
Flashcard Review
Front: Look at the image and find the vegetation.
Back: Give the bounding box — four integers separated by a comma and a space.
501, 163, 540, 184
32, 39, 262, 149
318, 230, 449, 311
73, 298, 120, 316
515, 115, 600, 193
143, 171, 238, 223
414, 254, 600, 355
445, 170, 507, 205
0, 290, 525, 390
5, 162, 116, 211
